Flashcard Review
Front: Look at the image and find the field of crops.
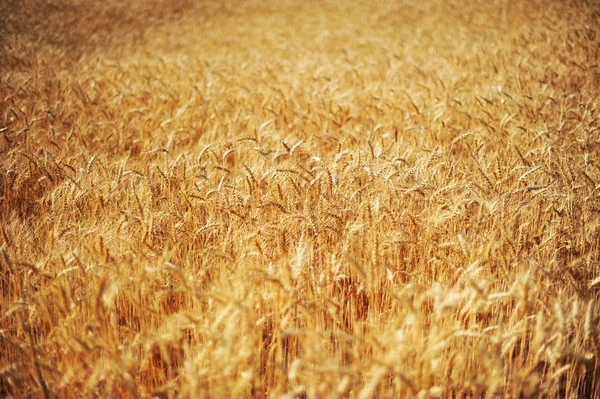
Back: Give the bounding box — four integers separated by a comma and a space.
1, 0, 599, 397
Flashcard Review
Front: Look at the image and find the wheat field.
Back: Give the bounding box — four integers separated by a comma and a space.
1, 0, 599, 397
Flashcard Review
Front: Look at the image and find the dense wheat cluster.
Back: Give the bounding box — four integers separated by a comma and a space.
1, 0, 600, 397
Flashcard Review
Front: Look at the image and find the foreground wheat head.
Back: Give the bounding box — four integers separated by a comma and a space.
1, 0, 599, 397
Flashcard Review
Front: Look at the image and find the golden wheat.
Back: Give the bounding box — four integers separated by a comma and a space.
1, 0, 600, 398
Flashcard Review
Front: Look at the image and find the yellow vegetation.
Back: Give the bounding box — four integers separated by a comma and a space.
1, 0, 600, 397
